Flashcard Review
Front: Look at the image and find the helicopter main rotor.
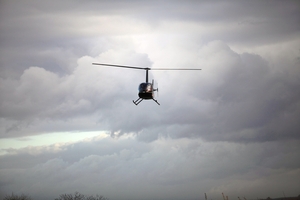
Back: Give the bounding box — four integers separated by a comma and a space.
92, 63, 150, 70
92, 63, 201, 83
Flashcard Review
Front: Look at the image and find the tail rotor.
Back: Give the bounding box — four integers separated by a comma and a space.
152, 79, 159, 98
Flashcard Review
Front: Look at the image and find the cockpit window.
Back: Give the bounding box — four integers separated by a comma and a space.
138, 83, 152, 92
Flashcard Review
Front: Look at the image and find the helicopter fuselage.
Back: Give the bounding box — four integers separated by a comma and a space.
134, 82, 159, 105
138, 82, 153, 99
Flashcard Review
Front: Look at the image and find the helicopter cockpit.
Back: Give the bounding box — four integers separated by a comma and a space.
138, 83, 153, 99
138, 83, 152, 93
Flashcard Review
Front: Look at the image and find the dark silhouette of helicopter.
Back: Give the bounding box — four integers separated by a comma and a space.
92, 63, 201, 105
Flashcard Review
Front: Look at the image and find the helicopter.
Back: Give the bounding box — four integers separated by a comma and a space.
92, 63, 201, 105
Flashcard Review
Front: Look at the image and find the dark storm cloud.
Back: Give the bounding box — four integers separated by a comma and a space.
1, 136, 300, 200
186, 44, 300, 143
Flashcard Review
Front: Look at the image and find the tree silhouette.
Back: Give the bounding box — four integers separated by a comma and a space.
2, 192, 108, 200
54, 192, 108, 200
3, 193, 32, 200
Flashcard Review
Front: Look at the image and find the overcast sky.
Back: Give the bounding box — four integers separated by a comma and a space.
0, 1, 300, 200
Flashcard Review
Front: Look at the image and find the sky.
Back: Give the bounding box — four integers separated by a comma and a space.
0, 1, 300, 200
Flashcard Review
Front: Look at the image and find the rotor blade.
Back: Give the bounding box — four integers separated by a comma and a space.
156, 80, 159, 98
92, 63, 149, 70
150, 68, 201, 70
92, 63, 201, 70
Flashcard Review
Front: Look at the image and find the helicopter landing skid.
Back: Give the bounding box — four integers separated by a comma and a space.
133, 98, 143, 105
132, 98, 160, 105
152, 98, 160, 105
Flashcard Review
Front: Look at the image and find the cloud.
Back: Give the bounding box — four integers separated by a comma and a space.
1, 136, 299, 200
0, 1, 300, 199
1, 38, 300, 145
1, 1, 299, 78
143, 40, 300, 143
0, 47, 153, 138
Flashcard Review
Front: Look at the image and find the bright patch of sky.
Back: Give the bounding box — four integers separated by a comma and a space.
0, 131, 107, 154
